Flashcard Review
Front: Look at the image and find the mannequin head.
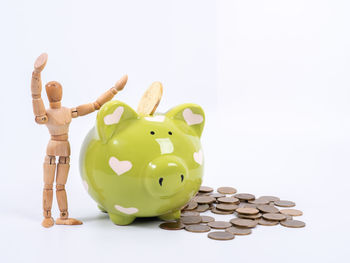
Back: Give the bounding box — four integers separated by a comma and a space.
45, 81, 62, 108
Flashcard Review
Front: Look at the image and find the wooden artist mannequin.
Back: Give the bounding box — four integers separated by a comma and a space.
31, 53, 127, 228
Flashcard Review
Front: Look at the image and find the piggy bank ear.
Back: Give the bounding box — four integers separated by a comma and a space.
166, 103, 205, 137
96, 100, 138, 143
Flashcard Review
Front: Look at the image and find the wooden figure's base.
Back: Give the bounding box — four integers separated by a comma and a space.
41, 217, 55, 228
55, 218, 83, 225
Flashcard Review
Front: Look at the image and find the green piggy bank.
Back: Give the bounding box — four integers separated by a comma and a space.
80, 100, 205, 225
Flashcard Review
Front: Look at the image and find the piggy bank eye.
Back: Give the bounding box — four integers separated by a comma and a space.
150, 131, 155, 135
168, 131, 172, 135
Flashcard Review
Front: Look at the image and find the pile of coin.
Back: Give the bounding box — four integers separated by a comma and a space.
159, 186, 305, 241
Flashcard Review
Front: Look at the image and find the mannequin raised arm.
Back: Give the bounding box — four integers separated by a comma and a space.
31, 53, 48, 124
71, 74, 128, 118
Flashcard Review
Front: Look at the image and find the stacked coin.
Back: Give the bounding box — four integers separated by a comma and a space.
159, 185, 306, 241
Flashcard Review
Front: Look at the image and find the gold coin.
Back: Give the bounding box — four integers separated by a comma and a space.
199, 186, 214, 193
217, 197, 240, 204
216, 203, 238, 211
257, 204, 279, 214
249, 198, 270, 205
230, 218, 258, 228
225, 226, 252, 235
240, 203, 257, 209
159, 221, 185, 230
137, 81, 163, 116
262, 213, 287, 221
274, 200, 296, 207
211, 207, 234, 215
237, 213, 262, 219
258, 218, 279, 226
181, 211, 200, 217
185, 224, 211, 233
195, 196, 216, 204
259, 196, 280, 202
194, 204, 210, 212
217, 187, 237, 194
211, 193, 226, 199
208, 221, 232, 229
280, 219, 305, 228
280, 209, 303, 216
201, 216, 215, 223
196, 192, 211, 196
234, 193, 255, 201
208, 231, 235, 240
183, 201, 198, 211
236, 207, 259, 215
181, 216, 202, 225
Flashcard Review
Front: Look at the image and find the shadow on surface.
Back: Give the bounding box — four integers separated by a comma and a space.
79, 212, 109, 222
79, 212, 162, 227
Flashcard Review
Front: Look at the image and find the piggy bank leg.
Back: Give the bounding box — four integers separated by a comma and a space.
55, 156, 83, 226
158, 210, 181, 221
108, 213, 136, 225
97, 204, 107, 213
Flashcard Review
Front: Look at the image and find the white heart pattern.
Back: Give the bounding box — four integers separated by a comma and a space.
109, 156, 132, 176
145, 115, 165, 122
104, 106, 124, 125
193, 149, 203, 165
183, 108, 203, 125
114, 204, 139, 215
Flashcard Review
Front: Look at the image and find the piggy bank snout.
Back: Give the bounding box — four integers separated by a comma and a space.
145, 155, 188, 197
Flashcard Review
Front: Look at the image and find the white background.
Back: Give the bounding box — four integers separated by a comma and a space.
0, 0, 349, 262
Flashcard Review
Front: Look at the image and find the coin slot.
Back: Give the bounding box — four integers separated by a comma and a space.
159, 177, 163, 186
181, 174, 184, 182
150, 131, 155, 135
168, 131, 172, 135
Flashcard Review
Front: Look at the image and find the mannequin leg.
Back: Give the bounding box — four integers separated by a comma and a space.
55, 156, 82, 225
42, 155, 56, 228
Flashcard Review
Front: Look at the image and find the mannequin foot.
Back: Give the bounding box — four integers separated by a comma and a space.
55, 218, 83, 225
41, 217, 54, 228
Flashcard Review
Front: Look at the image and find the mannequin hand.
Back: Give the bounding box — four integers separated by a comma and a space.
34, 53, 48, 73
